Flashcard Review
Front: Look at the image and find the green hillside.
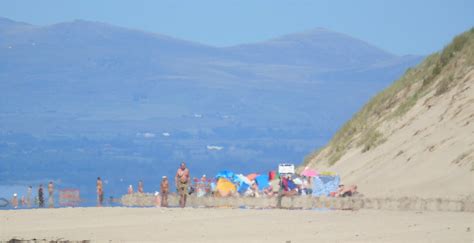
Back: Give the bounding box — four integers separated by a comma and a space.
303, 28, 474, 167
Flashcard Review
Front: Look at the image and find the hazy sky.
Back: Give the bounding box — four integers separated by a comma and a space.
1, 0, 473, 55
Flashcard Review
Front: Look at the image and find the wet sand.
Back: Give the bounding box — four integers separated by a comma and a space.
0, 207, 472, 242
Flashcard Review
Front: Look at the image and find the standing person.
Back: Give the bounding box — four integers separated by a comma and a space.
38, 184, 44, 208
160, 176, 169, 207
138, 180, 144, 193
306, 176, 313, 195
26, 186, 32, 208
11, 193, 18, 209
175, 162, 190, 208
96, 177, 104, 206
154, 192, 161, 207
48, 181, 54, 208
128, 185, 134, 194
197, 175, 207, 197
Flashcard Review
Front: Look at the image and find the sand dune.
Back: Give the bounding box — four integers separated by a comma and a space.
305, 29, 474, 199
329, 69, 474, 199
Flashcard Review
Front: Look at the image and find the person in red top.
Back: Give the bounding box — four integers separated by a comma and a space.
138, 180, 144, 193
281, 176, 298, 196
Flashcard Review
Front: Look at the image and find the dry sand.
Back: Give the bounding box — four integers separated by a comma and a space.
308, 69, 474, 199
0, 207, 472, 242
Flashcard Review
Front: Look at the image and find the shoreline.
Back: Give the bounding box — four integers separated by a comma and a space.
3, 194, 473, 213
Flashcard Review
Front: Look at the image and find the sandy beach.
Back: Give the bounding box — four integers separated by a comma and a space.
0, 207, 472, 242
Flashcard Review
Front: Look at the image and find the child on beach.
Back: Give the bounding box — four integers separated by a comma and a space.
160, 176, 169, 207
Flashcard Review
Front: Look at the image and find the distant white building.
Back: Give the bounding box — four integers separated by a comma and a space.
137, 132, 156, 138
143, 132, 155, 138
207, 145, 223, 151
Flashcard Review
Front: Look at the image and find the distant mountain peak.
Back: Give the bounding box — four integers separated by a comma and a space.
0, 16, 20, 23
47, 19, 118, 31
40, 18, 215, 49
226, 27, 396, 68
0, 16, 32, 29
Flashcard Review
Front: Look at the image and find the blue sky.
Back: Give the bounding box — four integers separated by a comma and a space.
1, 0, 473, 55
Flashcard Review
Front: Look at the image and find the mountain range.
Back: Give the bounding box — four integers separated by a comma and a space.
0, 16, 423, 198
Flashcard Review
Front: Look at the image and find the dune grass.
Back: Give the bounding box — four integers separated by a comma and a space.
304, 28, 474, 166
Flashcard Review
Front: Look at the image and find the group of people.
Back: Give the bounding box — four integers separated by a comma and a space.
260, 174, 314, 198
127, 180, 145, 194
9, 181, 55, 209
121, 162, 359, 208
120, 162, 191, 208
8, 162, 356, 209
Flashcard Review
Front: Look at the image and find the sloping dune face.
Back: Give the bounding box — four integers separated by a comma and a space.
304, 29, 474, 199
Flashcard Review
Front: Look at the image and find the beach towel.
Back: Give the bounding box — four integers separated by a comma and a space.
311, 175, 340, 197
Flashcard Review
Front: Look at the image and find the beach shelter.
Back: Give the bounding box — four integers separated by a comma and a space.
246, 173, 259, 181
312, 175, 340, 197
215, 170, 236, 181
235, 174, 251, 185
216, 178, 237, 197
238, 182, 250, 194
235, 174, 252, 194
255, 174, 270, 191
301, 168, 318, 177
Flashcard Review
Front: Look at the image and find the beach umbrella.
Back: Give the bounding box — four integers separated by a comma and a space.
246, 173, 259, 181
236, 174, 252, 185
301, 168, 318, 177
